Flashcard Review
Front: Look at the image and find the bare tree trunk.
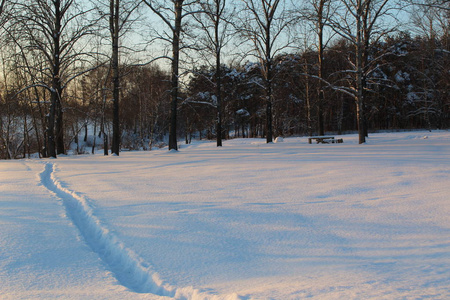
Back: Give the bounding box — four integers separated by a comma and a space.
101, 92, 109, 155
356, 0, 365, 144
92, 118, 97, 154
47, 91, 57, 158
306, 81, 312, 136
111, 0, 120, 155
54, 1, 64, 155
45, 0, 65, 157
265, 18, 273, 143
216, 66, 223, 146
216, 19, 223, 147
55, 95, 64, 154
317, 0, 327, 136
168, 0, 183, 151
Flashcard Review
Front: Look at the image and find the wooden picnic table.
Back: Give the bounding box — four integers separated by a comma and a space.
308, 136, 343, 144
308, 136, 334, 144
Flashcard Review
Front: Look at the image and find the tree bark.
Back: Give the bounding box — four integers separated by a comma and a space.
317, 0, 326, 136
356, 0, 365, 144
111, 0, 121, 155
215, 3, 223, 147
168, 0, 183, 151
265, 24, 273, 143
47, 0, 64, 157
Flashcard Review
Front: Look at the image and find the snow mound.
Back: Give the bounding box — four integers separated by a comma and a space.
274, 137, 284, 143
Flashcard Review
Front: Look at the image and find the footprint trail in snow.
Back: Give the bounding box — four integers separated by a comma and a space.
39, 162, 240, 300
39, 162, 174, 295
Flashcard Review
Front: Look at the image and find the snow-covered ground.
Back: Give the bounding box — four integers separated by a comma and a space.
1, 131, 449, 300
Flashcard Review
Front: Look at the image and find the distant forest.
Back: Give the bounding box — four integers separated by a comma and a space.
0, 0, 448, 159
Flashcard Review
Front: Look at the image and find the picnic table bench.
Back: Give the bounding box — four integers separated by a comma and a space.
308, 136, 343, 144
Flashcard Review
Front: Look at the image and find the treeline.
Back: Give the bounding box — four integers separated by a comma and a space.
0, 0, 449, 159
187, 33, 449, 138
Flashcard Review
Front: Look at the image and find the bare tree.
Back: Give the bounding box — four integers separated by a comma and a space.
142, 0, 200, 151
239, 0, 293, 143
192, 0, 234, 146
330, 0, 398, 143
91, 0, 140, 156
11, 0, 97, 157
106, 0, 140, 155
110, 0, 121, 155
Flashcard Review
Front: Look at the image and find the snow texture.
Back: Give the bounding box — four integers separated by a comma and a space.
1, 131, 450, 299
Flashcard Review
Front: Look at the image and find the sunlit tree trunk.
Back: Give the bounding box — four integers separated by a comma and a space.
168, 0, 183, 151
111, 0, 121, 155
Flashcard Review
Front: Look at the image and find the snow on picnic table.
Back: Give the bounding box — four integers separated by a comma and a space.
1, 131, 449, 299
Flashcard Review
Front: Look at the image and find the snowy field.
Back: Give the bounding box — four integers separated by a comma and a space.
1, 131, 450, 300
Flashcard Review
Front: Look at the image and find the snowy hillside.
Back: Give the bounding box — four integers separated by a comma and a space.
1, 131, 449, 299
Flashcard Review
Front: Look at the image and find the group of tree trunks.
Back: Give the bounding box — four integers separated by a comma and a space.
0, 0, 448, 159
